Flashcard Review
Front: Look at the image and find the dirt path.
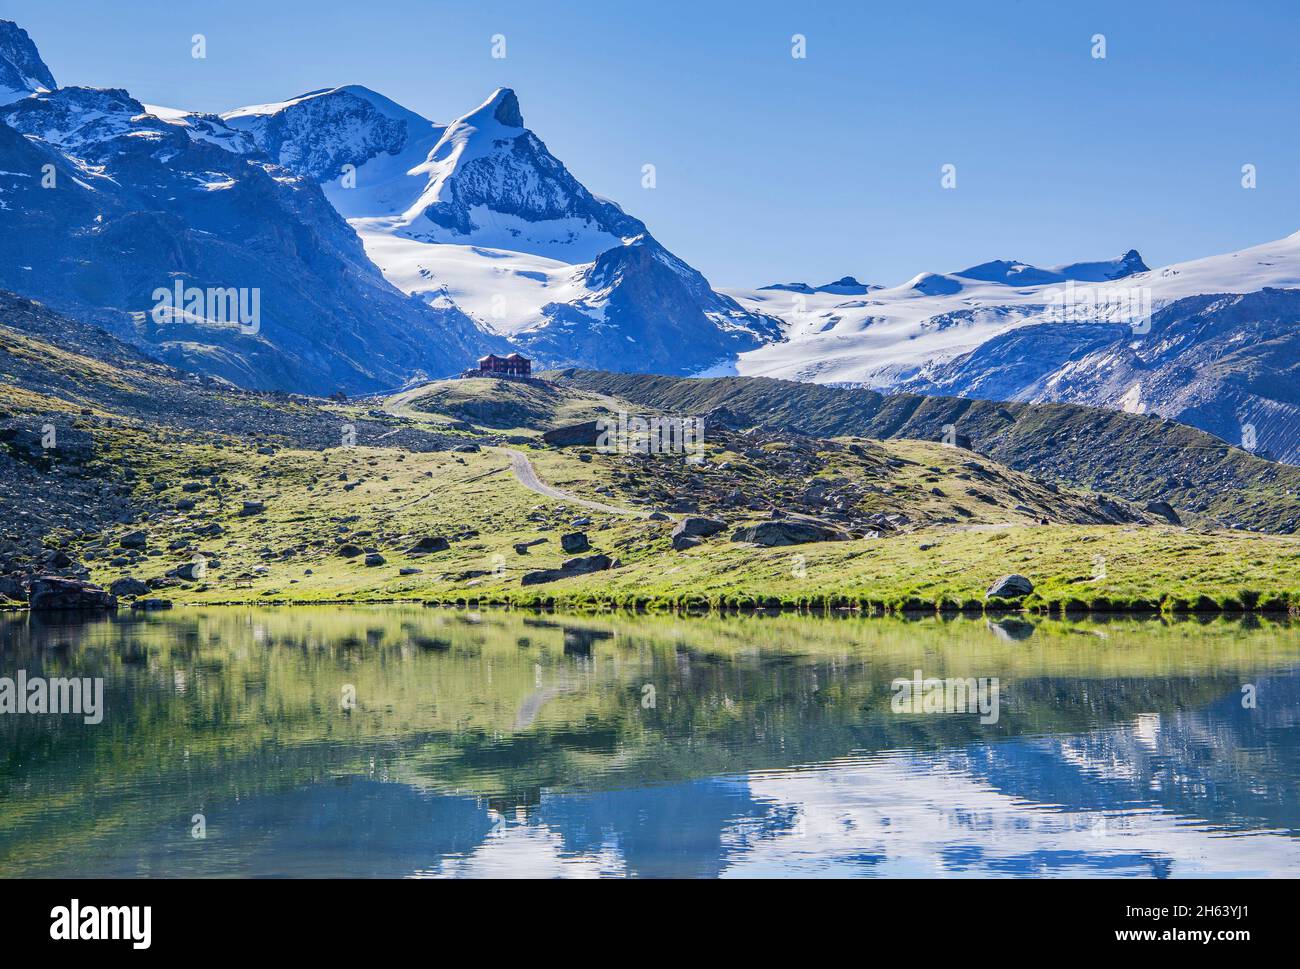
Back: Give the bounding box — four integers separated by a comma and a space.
503, 448, 650, 518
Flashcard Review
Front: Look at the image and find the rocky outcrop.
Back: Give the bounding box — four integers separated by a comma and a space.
520, 554, 614, 586
0, 574, 27, 602
27, 576, 116, 612
672, 517, 726, 540
542, 422, 603, 447
1144, 500, 1181, 525
731, 519, 850, 547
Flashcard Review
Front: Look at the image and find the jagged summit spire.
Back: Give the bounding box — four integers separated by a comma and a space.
463, 87, 523, 128
0, 20, 57, 104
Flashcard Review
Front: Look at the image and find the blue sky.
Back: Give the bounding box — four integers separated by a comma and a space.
4, 0, 1297, 287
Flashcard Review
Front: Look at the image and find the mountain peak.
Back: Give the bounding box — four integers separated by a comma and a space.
0, 20, 57, 104
1114, 249, 1149, 277
467, 87, 523, 128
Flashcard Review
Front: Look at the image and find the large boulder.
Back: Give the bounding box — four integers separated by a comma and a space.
336, 543, 364, 558
986, 574, 1034, 599
109, 577, 150, 598
28, 576, 117, 612
541, 422, 603, 447
521, 554, 614, 586
671, 517, 726, 540
1144, 500, 1181, 525
405, 536, 450, 555
170, 560, 208, 582
364, 553, 386, 567
560, 532, 590, 554
43, 549, 74, 568
0, 575, 28, 603
731, 519, 850, 547
118, 530, 148, 550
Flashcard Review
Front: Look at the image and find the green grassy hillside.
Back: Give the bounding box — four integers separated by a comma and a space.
549, 369, 1300, 534
4, 292, 1300, 616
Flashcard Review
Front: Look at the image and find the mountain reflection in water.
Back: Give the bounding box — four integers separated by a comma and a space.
2, 607, 1298, 878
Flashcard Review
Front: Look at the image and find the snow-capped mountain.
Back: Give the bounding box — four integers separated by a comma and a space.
0, 20, 54, 105
222, 85, 781, 373
0, 22, 502, 394
726, 237, 1300, 462
722, 249, 1153, 385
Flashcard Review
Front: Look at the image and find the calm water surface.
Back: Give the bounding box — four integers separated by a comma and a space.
2, 607, 1299, 878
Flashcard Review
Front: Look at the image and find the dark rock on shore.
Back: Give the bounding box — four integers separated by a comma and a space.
0, 575, 27, 602
109, 577, 149, 597
986, 574, 1034, 599
28, 576, 116, 612
132, 598, 173, 610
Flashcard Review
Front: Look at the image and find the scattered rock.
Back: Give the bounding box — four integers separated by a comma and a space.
364, 553, 386, 567
118, 530, 148, 550
240, 500, 266, 516
336, 543, 364, 558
